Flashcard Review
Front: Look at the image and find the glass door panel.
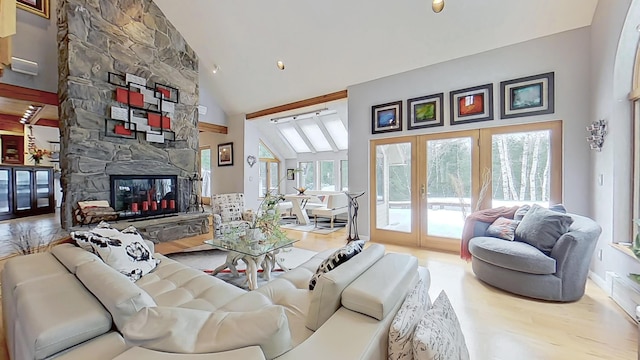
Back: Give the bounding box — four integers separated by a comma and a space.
200, 148, 211, 199
0, 169, 9, 213
425, 137, 472, 239
491, 130, 551, 208
375, 142, 412, 233
35, 170, 50, 208
15, 170, 32, 211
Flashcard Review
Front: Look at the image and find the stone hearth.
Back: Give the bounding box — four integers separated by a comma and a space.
57, 0, 201, 239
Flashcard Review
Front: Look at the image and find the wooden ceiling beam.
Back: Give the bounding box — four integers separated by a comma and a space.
198, 122, 228, 134
0, 113, 23, 133
0, 83, 58, 105
246, 90, 347, 120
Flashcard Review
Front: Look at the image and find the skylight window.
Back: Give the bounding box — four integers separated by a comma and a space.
299, 121, 332, 152
279, 125, 311, 153
323, 117, 348, 150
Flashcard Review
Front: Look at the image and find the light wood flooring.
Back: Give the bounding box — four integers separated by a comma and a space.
0, 214, 636, 360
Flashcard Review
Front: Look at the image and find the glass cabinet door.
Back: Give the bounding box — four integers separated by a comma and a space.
15, 170, 33, 211
0, 168, 10, 214
35, 170, 51, 208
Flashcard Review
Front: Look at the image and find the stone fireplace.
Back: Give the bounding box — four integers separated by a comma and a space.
57, 0, 208, 241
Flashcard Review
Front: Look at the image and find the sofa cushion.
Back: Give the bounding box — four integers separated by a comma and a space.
485, 217, 520, 241
219, 202, 243, 222
469, 236, 556, 275
388, 278, 430, 360
412, 290, 469, 360
15, 273, 113, 360
342, 253, 418, 321
72, 224, 158, 281
122, 305, 291, 360
515, 204, 573, 255
309, 240, 364, 290
51, 243, 101, 274
76, 260, 157, 330
306, 243, 385, 331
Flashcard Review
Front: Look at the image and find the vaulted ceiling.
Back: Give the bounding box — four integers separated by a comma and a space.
154, 0, 598, 116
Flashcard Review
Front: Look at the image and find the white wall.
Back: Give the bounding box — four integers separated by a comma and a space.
348, 27, 592, 237
1, 0, 58, 91
589, 0, 640, 283
198, 60, 227, 125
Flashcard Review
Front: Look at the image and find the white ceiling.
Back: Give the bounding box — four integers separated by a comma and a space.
154, 0, 598, 117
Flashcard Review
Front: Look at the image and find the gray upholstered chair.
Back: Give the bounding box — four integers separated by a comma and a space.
467, 212, 601, 302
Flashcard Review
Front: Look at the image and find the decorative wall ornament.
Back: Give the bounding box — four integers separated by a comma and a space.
107, 72, 178, 143
586, 119, 607, 151
246, 155, 257, 167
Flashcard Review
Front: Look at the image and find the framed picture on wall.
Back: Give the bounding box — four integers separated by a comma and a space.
16, 0, 50, 19
500, 72, 555, 119
217, 142, 234, 166
286, 169, 295, 180
407, 92, 444, 130
372, 100, 403, 134
449, 83, 493, 125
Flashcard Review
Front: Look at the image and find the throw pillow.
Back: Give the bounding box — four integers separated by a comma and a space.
309, 240, 364, 290
71, 223, 158, 281
514, 204, 574, 255
412, 290, 469, 360
388, 278, 431, 360
514, 203, 567, 220
219, 203, 243, 223
485, 217, 520, 241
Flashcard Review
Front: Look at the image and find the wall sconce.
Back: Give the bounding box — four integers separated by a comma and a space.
586, 119, 607, 151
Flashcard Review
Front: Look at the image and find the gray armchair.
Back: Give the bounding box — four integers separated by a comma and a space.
467, 213, 601, 302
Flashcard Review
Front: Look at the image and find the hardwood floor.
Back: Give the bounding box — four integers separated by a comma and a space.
0, 214, 636, 360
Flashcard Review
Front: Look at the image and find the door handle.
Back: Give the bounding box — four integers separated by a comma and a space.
421, 184, 426, 199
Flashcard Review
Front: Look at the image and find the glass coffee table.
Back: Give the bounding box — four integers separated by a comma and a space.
204, 236, 298, 290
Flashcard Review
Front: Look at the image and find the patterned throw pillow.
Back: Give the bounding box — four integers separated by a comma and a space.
308, 240, 364, 290
71, 223, 158, 282
485, 217, 520, 241
388, 278, 431, 360
412, 290, 469, 360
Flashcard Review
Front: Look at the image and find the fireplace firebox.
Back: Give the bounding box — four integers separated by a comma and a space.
110, 175, 178, 219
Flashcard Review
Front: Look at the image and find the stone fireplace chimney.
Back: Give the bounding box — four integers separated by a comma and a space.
57, 0, 199, 229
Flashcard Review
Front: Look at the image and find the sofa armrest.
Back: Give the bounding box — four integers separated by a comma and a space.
122, 306, 291, 360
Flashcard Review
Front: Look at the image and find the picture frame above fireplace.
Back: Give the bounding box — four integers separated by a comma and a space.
218, 142, 234, 167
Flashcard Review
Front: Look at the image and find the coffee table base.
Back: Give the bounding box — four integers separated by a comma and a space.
210, 249, 289, 290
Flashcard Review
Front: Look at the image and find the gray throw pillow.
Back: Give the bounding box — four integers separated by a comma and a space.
515, 204, 573, 255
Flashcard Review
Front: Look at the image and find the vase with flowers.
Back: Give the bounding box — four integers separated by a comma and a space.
29, 148, 50, 165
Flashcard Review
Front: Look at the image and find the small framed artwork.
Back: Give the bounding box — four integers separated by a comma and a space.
286, 169, 295, 180
217, 142, 234, 167
16, 0, 50, 19
372, 100, 403, 134
500, 72, 554, 119
449, 84, 493, 125
407, 93, 444, 130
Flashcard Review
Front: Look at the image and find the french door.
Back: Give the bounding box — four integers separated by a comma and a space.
370, 121, 562, 251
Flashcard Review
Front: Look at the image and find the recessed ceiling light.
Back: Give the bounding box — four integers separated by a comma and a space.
432, 0, 444, 13
212, 64, 220, 74
277, 60, 285, 70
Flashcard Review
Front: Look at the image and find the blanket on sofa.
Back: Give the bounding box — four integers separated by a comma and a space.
460, 206, 519, 261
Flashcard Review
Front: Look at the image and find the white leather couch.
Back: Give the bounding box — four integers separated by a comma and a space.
2, 242, 429, 360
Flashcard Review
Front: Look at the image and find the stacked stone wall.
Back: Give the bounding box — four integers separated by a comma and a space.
57, 0, 199, 230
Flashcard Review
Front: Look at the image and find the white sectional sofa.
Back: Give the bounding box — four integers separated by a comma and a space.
2, 241, 430, 360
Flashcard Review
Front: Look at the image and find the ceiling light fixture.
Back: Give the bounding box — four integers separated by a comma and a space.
432, 0, 444, 13
270, 108, 336, 123
276, 60, 285, 70
20, 104, 43, 125
212, 64, 220, 74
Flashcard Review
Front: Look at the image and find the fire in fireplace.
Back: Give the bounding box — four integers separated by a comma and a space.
110, 175, 178, 219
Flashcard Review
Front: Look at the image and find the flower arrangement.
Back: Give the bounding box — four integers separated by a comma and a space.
29, 148, 50, 165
